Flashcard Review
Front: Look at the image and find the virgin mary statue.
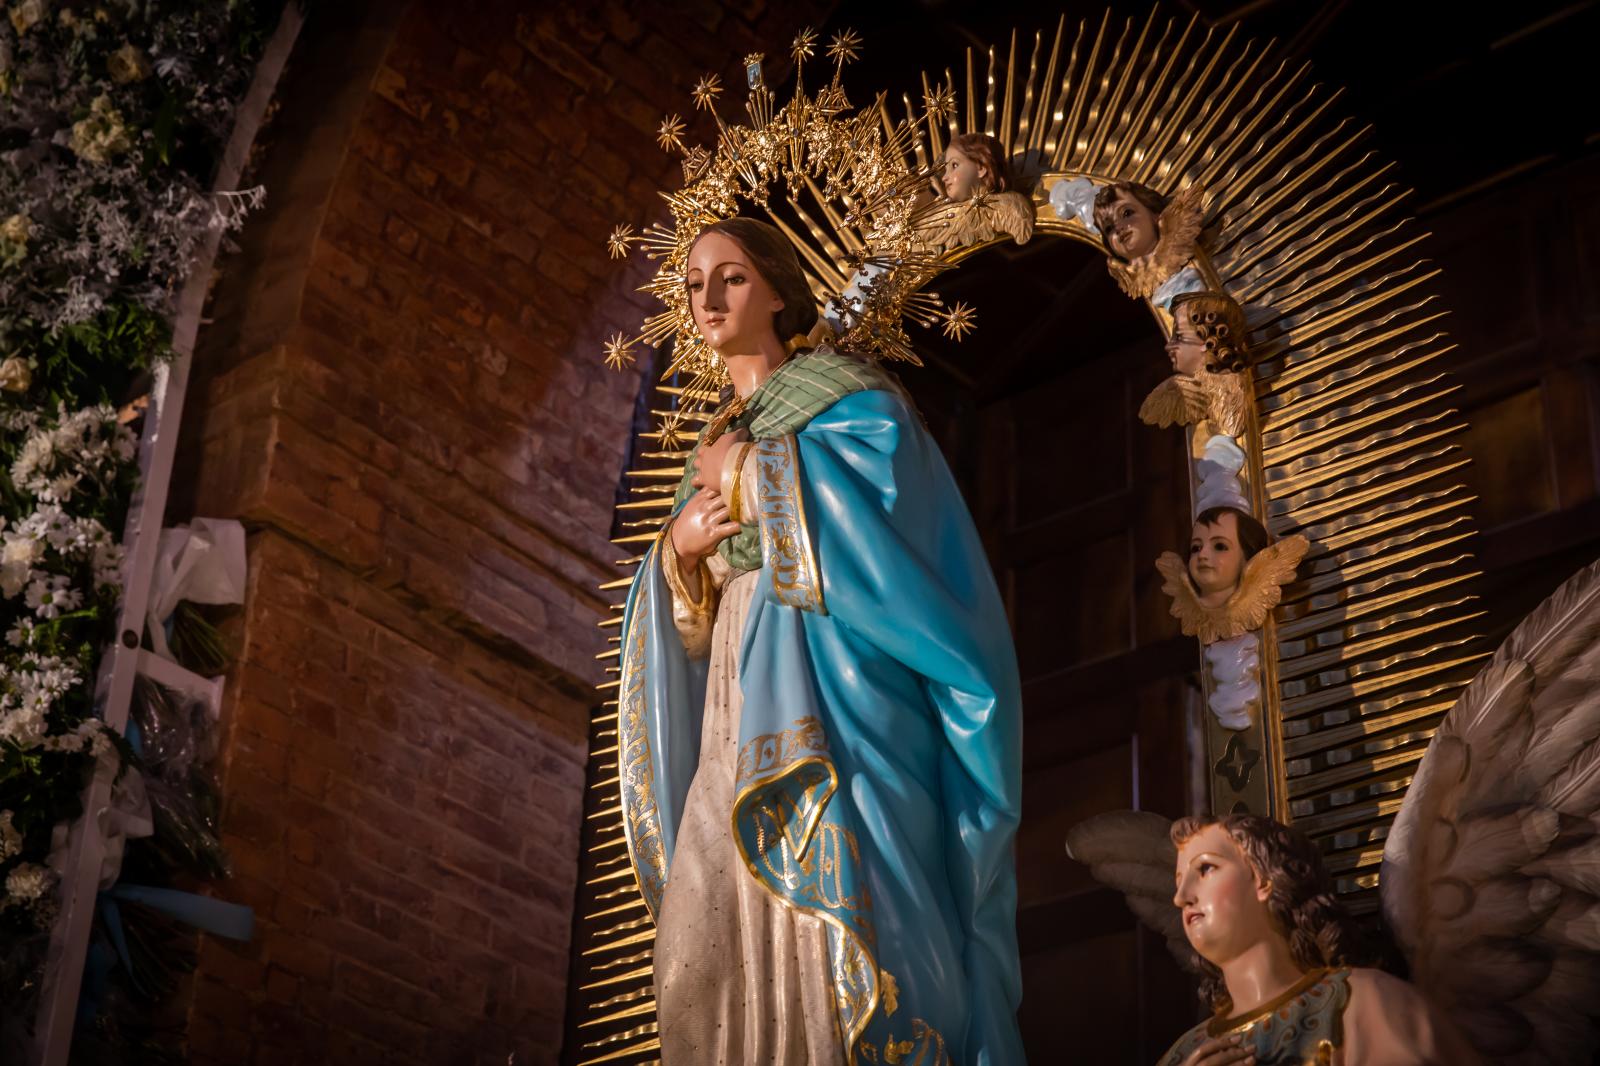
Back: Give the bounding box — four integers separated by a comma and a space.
617, 217, 1025, 1066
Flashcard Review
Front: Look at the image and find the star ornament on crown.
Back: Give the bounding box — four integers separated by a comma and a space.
602, 27, 973, 443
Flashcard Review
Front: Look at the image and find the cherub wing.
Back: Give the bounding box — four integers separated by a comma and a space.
1152, 183, 1206, 274
1065, 810, 1189, 963
1383, 557, 1600, 1065
1200, 371, 1248, 437
1138, 375, 1209, 428
1222, 534, 1310, 635
1155, 550, 1216, 641
989, 189, 1035, 246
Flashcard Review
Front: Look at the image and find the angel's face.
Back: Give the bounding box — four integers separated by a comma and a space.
1106, 191, 1160, 261
941, 144, 989, 202
1174, 824, 1276, 965
1189, 513, 1245, 605
686, 231, 785, 355
1166, 313, 1208, 377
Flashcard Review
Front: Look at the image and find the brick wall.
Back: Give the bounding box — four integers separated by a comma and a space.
173, 0, 830, 1061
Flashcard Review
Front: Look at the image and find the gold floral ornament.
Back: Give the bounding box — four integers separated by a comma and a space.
604, 29, 979, 429
1156, 534, 1310, 645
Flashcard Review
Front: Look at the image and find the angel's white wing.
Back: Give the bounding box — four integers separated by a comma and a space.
1064, 809, 1188, 963
1383, 557, 1600, 1064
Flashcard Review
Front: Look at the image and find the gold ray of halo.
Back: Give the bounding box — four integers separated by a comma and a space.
583, 9, 1491, 1049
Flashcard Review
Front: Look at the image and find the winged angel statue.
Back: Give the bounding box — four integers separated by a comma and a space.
1068, 558, 1600, 1065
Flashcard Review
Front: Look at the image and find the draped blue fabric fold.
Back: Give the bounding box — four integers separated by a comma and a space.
619, 386, 1024, 1065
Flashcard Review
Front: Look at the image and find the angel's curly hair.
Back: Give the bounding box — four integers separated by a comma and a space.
1171, 814, 1365, 1014
1170, 290, 1250, 372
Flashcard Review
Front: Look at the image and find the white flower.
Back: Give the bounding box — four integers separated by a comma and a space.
92, 539, 125, 588
4, 862, 54, 904
42, 472, 81, 502
25, 574, 80, 619
6, 618, 33, 647
2, 531, 42, 568
0, 811, 19, 862
0, 559, 34, 599
0, 703, 46, 748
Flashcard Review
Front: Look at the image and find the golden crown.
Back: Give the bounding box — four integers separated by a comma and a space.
604, 28, 975, 447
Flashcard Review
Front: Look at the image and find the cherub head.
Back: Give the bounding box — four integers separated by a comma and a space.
1092, 181, 1169, 261
1167, 291, 1249, 376
687, 218, 819, 354
1187, 506, 1268, 608
940, 133, 1016, 202
1171, 814, 1362, 1014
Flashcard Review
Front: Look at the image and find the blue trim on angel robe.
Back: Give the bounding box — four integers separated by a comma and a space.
617, 386, 1024, 1065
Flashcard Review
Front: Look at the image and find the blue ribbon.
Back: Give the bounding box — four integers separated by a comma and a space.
78, 884, 254, 1027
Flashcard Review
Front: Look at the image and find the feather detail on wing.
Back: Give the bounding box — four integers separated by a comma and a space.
1139, 375, 1209, 428
1155, 535, 1308, 645
1065, 810, 1189, 964
1202, 372, 1249, 437
919, 189, 1036, 253
1107, 183, 1207, 298
1140, 372, 1249, 436
1383, 557, 1600, 1065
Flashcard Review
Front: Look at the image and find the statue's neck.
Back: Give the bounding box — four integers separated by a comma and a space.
1219, 938, 1307, 1018
724, 345, 790, 399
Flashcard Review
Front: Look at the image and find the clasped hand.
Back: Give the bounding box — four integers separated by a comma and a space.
669, 429, 748, 570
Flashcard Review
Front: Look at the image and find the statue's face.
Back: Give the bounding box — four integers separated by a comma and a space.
941, 144, 988, 202
1174, 823, 1276, 966
1189, 511, 1245, 604
1166, 313, 1209, 377
1106, 190, 1160, 260
686, 231, 784, 353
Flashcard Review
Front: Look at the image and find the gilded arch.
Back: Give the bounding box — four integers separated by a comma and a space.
579, 8, 1482, 1060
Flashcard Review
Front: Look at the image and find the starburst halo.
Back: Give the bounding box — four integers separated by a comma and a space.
691, 73, 722, 111
603, 332, 637, 370
606, 26, 981, 438
606, 224, 635, 260
827, 28, 862, 68
792, 27, 817, 63
923, 82, 957, 122
941, 301, 977, 341
656, 115, 685, 154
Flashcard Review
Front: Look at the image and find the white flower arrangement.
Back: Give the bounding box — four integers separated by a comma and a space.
0, 3, 273, 1038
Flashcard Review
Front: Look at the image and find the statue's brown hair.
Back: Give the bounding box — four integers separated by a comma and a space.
948, 132, 1017, 194
1171, 814, 1364, 1015
1190, 506, 1270, 562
